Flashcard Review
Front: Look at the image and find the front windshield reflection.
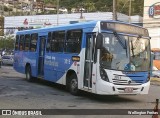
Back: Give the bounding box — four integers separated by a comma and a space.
100, 33, 150, 71
129, 37, 150, 71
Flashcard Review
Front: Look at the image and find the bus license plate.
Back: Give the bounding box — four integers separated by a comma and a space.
124, 87, 133, 93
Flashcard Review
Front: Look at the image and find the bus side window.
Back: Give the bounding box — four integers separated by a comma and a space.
30, 33, 38, 52
15, 35, 19, 51
51, 31, 65, 52
46, 32, 51, 52
24, 34, 30, 51
65, 29, 82, 53
19, 35, 24, 51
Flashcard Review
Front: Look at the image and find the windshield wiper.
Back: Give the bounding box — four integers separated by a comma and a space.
113, 32, 127, 49
113, 32, 128, 57
131, 40, 135, 57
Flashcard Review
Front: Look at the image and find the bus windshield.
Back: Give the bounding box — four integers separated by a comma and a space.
100, 33, 150, 71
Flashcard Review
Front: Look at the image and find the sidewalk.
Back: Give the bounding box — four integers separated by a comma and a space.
151, 77, 160, 82
150, 77, 160, 85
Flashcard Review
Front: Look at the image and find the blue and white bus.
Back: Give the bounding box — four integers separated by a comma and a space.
13, 20, 151, 95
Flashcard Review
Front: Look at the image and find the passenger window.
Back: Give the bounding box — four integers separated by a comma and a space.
15, 35, 19, 51
50, 31, 65, 52
19, 35, 24, 51
46, 32, 51, 52
30, 33, 38, 52
65, 29, 82, 53
24, 34, 30, 51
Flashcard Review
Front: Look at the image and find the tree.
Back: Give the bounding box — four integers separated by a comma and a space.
83, 1, 96, 12
0, 16, 4, 36
0, 36, 15, 50
117, 0, 144, 16
94, 0, 112, 12
132, 0, 144, 16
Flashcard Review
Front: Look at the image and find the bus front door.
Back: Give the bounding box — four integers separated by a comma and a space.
84, 33, 95, 89
38, 36, 46, 76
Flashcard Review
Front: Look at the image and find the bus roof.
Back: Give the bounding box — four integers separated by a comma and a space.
16, 20, 147, 35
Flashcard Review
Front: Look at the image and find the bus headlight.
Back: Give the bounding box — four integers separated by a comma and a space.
100, 68, 109, 82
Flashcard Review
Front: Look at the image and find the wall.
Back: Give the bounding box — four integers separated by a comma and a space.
4, 12, 126, 35
4, 12, 142, 35
143, 0, 160, 49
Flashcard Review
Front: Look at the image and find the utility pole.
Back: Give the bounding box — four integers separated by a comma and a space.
13, 0, 17, 15
80, 2, 83, 19
30, 0, 34, 15
0, 0, 4, 16
113, 0, 117, 20
129, 0, 132, 23
80, 8, 83, 19
21, 2, 23, 16
57, 0, 59, 26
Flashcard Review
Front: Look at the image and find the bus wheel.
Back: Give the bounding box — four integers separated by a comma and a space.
69, 75, 79, 95
26, 66, 33, 82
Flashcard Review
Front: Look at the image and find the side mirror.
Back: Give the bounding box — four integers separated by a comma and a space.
96, 33, 103, 49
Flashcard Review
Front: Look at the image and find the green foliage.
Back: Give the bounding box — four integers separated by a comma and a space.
0, 16, 4, 36
44, 0, 56, 4
44, 0, 144, 16
0, 37, 15, 50
117, 0, 144, 16
132, 0, 144, 16
4, 6, 13, 12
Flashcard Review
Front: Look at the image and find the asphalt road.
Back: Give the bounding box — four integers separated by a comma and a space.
0, 66, 159, 118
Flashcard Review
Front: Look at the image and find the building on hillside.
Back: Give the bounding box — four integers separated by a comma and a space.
143, 0, 160, 49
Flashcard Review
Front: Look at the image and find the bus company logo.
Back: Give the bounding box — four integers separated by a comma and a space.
128, 80, 132, 84
149, 2, 160, 18
2, 110, 11, 115
23, 18, 28, 25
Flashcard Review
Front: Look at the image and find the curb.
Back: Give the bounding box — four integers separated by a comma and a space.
151, 78, 160, 82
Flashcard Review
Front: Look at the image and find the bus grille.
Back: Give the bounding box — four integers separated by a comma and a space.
112, 79, 143, 85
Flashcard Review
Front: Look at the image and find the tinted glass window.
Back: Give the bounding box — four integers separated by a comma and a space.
19, 35, 24, 51
24, 34, 30, 51
50, 31, 65, 52
65, 29, 82, 53
15, 35, 19, 50
30, 33, 38, 52
46, 32, 51, 52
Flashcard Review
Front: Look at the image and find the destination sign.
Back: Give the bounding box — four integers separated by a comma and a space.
100, 22, 149, 37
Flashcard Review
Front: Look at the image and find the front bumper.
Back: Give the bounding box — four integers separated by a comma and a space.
96, 79, 150, 95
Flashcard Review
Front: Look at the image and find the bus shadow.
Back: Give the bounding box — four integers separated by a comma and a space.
29, 78, 141, 103
29, 78, 68, 92
79, 91, 140, 103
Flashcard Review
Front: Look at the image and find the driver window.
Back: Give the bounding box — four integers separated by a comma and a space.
100, 33, 129, 70
100, 34, 114, 68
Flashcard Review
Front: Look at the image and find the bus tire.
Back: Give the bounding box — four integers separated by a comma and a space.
69, 75, 79, 96
26, 65, 33, 82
